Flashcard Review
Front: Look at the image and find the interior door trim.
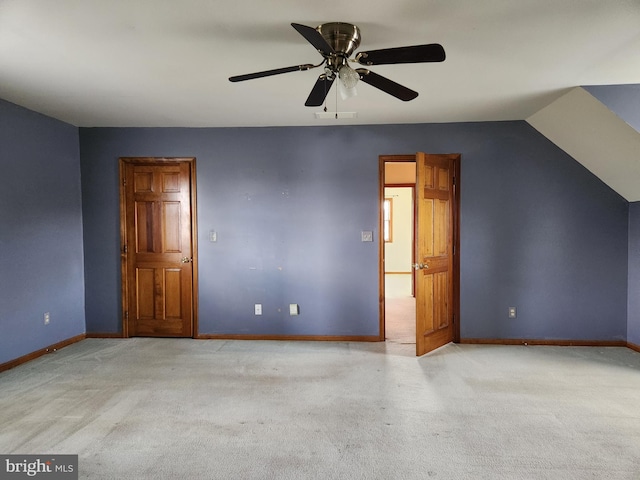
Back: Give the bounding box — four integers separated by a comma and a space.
118, 157, 199, 338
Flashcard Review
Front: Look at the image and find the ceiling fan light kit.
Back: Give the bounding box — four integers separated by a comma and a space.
229, 22, 445, 107
338, 64, 360, 89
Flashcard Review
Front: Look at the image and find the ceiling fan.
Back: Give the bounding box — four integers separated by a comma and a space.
229, 22, 445, 106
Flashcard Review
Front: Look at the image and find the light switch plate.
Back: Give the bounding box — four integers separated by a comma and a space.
361, 231, 373, 242
254, 304, 262, 315
289, 304, 299, 316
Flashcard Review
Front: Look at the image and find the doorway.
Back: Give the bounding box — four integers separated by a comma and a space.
119, 157, 198, 338
379, 153, 460, 356
383, 163, 417, 345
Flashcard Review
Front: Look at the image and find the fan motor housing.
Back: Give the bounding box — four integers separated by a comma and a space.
317, 22, 361, 57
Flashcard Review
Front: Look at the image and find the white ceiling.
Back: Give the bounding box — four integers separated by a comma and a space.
0, 0, 639, 128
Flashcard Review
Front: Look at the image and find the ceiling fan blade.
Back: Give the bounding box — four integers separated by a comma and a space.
355, 44, 445, 65
291, 23, 335, 56
356, 69, 418, 101
305, 74, 335, 107
229, 64, 315, 82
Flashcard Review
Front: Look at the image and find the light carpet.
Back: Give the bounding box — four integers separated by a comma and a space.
1, 339, 639, 479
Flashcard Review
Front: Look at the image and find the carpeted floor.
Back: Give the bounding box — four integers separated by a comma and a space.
1, 339, 639, 479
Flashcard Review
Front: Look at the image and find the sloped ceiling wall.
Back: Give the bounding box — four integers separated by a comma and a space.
526, 86, 640, 202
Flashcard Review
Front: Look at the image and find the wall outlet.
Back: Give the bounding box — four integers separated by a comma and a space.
361, 231, 373, 242
254, 304, 262, 315
44, 312, 50, 325
508, 307, 517, 319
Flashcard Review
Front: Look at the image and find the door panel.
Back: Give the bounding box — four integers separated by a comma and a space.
121, 159, 195, 338
415, 152, 458, 356
136, 268, 155, 318
163, 202, 182, 252
135, 201, 155, 252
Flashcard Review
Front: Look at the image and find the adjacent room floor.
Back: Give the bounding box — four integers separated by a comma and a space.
385, 295, 416, 345
1, 339, 639, 479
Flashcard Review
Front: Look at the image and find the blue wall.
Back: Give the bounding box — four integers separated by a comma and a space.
0, 98, 632, 366
584, 84, 640, 132
583, 84, 640, 345
629, 202, 640, 346
462, 128, 628, 340
79, 122, 629, 341
0, 99, 85, 365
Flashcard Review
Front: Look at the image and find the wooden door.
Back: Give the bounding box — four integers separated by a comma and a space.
120, 158, 197, 337
415, 153, 459, 356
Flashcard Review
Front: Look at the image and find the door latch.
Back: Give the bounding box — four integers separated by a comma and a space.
412, 262, 429, 270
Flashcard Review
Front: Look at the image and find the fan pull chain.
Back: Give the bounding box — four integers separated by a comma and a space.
323, 76, 328, 112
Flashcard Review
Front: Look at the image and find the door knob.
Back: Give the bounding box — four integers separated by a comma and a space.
412, 263, 429, 270
181, 257, 192, 263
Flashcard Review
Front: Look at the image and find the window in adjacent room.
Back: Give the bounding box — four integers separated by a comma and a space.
383, 198, 393, 242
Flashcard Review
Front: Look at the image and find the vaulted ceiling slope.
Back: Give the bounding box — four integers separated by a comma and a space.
527, 86, 640, 202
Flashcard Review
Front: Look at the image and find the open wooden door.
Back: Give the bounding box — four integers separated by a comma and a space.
120, 157, 197, 338
415, 153, 460, 356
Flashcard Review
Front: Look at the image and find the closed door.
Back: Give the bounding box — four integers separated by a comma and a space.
120, 158, 197, 337
415, 153, 459, 356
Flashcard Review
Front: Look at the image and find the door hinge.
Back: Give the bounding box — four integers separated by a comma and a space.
123, 177, 126, 186
123, 244, 128, 254
125, 311, 129, 320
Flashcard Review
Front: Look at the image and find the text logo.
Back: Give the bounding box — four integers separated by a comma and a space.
0, 455, 77, 479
